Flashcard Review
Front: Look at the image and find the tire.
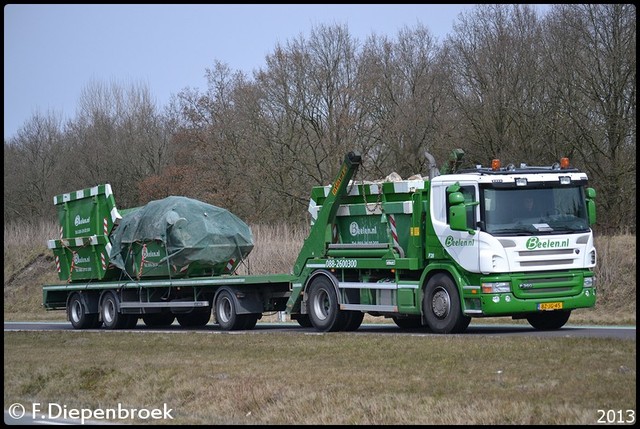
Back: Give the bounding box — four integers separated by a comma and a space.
294, 314, 313, 328
526, 310, 571, 330
423, 273, 471, 334
100, 292, 129, 330
307, 275, 347, 332
176, 308, 211, 327
392, 316, 423, 329
68, 293, 99, 329
142, 312, 176, 327
215, 290, 243, 330
343, 311, 364, 331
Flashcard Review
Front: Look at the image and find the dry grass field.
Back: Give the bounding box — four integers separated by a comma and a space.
3, 220, 636, 325
4, 331, 636, 425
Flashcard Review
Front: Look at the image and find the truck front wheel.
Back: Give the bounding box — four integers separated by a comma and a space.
526, 310, 571, 330
423, 273, 470, 334
307, 275, 346, 332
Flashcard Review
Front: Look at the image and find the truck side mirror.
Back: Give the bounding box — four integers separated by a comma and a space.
448, 192, 465, 205
585, 187, 596, 225
447, 191, 477, 235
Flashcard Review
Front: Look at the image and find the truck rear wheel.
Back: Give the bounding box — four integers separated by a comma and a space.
423, 273, 471, 334
68, 293, 99, 329
526, 310, 571, 330
100, 292, 129, 330
307, 275, 347, 332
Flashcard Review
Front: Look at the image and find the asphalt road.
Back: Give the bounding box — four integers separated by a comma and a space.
4, 321, 636, 340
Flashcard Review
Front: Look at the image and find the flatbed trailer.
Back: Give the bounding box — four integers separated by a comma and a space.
43, 273, 294, 330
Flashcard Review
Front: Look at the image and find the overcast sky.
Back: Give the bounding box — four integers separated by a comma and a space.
5, 4, 487, 141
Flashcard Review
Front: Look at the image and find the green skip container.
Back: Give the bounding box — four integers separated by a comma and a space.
47, 184, 122, 282
309, 178, 426, 258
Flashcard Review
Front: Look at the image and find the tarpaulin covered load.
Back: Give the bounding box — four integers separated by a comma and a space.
109, 196, 253, 278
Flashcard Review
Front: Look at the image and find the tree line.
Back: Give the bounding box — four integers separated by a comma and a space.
4, 4, 636, 234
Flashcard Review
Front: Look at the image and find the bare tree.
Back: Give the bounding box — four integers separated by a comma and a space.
442, 4, 549, 165
542, 4, 636, 233
4, 110, 66, 220
65, 79, 170, 209
357, 24, 452, 178
249, 24, 364, 220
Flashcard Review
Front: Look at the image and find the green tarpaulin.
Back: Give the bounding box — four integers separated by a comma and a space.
109, 196, 253, 275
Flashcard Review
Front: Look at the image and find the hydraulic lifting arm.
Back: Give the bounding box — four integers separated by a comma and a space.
292, 151, 362, 276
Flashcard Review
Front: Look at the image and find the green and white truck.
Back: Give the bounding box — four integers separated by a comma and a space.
42, 150, 597, 333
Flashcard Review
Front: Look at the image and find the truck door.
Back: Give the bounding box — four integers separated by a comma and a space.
431, 181, 480, 273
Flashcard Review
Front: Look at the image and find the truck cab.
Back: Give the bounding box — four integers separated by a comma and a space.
430, 156, 597, 328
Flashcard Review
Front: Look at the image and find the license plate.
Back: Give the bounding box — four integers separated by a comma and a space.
538, 302, 563, 311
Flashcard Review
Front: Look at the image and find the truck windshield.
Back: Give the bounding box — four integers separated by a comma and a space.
482, 186, 590, 235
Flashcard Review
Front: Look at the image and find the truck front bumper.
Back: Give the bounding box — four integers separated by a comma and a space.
464, 288, 596, 317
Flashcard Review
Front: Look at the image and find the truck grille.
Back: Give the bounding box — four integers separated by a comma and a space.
513, 275, 582, 299
516, 248, 578, 268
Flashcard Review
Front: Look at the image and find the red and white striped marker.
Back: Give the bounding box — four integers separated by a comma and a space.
103, 217, 108, 235
388, 214, 401, 252
226, 259, 236, 272
55, 256, 60, 273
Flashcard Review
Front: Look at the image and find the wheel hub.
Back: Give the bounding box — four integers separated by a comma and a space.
432, 288, 450, 319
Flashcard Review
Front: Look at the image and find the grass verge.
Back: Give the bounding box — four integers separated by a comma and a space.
3, 330, 636, 425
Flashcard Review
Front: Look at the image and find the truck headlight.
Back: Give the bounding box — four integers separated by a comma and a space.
584, 277, 596, 288
482, 282, 511, 293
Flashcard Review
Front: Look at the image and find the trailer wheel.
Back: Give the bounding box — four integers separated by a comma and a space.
68, 293, 99, 329
100, 292, 128, 330
526, 310, 571, 330
343, 311, 364, 331
308, 275, 346, 332
142, 312, 176, 327
176, 308, 211, 327
423, 273, 471, 334
215, 290, 243, 330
